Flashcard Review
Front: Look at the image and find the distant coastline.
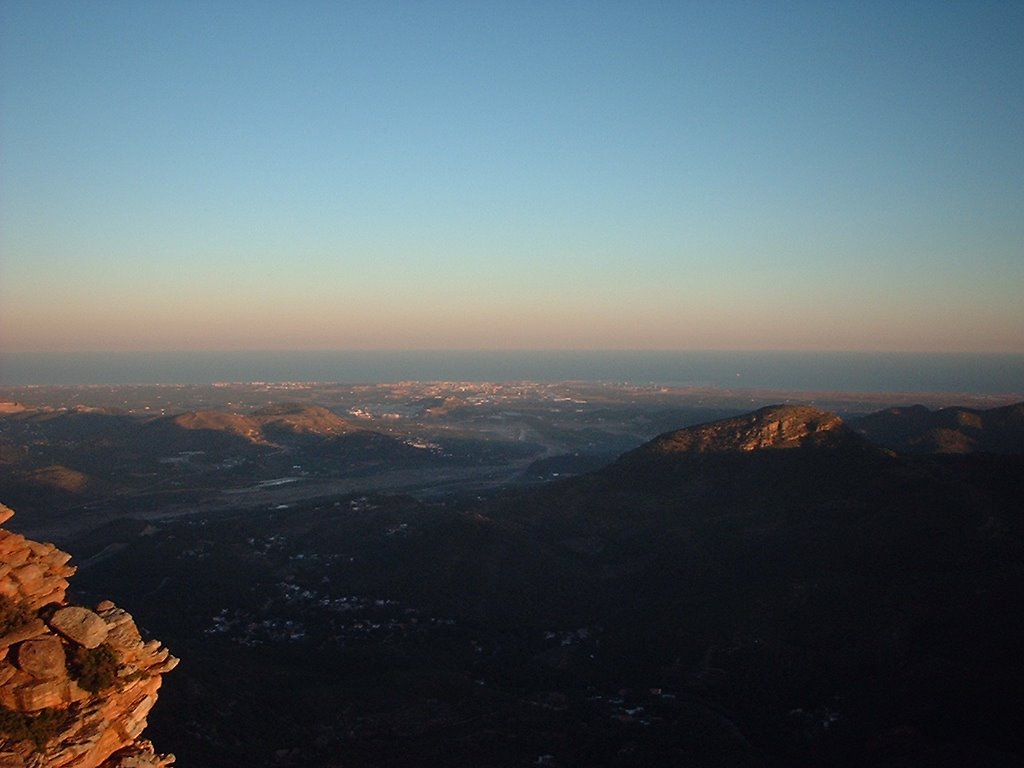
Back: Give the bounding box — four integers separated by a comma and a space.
1, 350, 1022, 395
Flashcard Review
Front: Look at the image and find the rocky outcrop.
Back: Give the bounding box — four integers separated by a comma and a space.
640, 404, 849, 455
0, 503, 177, 767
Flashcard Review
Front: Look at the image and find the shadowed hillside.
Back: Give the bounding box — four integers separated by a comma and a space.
851, 401, 1024, 454
62, 405, 1024, 767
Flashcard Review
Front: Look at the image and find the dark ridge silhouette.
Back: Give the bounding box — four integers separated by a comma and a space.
852, 401, 1024, 454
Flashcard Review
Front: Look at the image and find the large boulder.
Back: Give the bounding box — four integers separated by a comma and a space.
15, 636, 66, 679
48, 606, 109, 649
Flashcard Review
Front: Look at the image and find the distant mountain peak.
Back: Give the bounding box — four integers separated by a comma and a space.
640, 404, 848, 455
251, 403, 359, 436
158, 403, 359, 446
167, 410, 268, 443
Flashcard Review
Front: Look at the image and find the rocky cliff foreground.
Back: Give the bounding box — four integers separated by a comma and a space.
0, 503, 177, 767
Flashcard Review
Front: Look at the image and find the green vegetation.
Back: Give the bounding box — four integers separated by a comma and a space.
67, 644, 119, 693
0, 594, 33, 636
0, 705, 74, 749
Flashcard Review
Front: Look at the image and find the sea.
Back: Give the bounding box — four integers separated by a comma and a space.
1, 350, 1022, 395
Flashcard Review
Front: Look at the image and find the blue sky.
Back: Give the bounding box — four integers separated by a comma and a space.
1, 1, 1022, 352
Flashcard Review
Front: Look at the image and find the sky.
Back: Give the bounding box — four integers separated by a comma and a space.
1, 1, 1022, 354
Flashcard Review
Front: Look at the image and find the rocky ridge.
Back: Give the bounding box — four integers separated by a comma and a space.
0, 503, 176, 767
638, 404, 849, 454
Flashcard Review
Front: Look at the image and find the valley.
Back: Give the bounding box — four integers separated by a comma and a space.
2, 381, 1014, 541
2, 384, 1023, 766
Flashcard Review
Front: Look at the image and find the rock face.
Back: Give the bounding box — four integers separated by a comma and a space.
640, 404, 849, 455
0, 503, 177, 767
48, 607, 109, 650
15, 638, 65, 680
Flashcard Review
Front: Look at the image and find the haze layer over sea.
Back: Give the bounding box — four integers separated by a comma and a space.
2, 351, 1022, 395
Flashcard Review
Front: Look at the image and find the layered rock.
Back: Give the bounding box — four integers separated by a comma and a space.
0, 503, 177, 767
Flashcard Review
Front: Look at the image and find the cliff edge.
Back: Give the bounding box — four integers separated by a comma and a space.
0, 503, 177, 767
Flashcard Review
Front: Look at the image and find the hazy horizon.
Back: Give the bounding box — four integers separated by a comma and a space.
2, 349, 1023, 394
2, 3, 1022, 354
